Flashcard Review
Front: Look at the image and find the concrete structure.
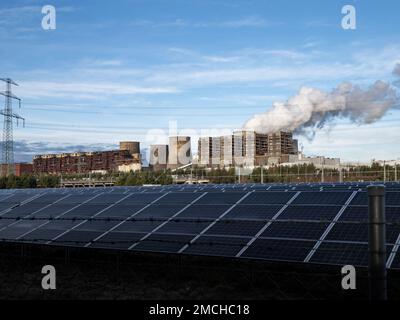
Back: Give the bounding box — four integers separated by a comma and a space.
168, 136, 191, 170
149, 144, 169, 171
282, 153, 341, 169
119, 141, 140, 155
33, 142, 141, 175
198, 131, 297, 168
118, 162, 142, 173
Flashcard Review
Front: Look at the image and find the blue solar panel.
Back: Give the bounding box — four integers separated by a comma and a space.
223, 204, 282, 220
310, 243, 393, 267
195, 192, 246, 205
183, 235, 249, 257
157, 219, 213, 234
242, 238, 316, 262
261, 221, 329, 240
89, 232, 146, 250
292, 191, 352, 205
176, 205, 231, 218
0, 184, 399, 270
241, 192, 297, 204
279, 205, 341, 220
133, 233, 194, 253
134, 205, 185, 218
113, 219, 163, 233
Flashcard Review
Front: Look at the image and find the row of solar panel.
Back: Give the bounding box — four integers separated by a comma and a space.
1, 190, 400, 206
0, 182, 399, 195
1, 187, 400, 269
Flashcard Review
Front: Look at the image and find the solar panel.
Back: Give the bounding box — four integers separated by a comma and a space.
176, 205, 231, 218
205, 220, 266, 237
134, 205, 185, 218
112, 219, 164, 233
157, 219, 213, 234
261, 221, 330, 240
223, 204, 282, 220
309, 242, 394, 267
0, 184, 399, 270
242, 238, 316, 262
292, 191, 352, 205
241, 192, 297, 204
156, 192, 203, 204
133, 233, 194, 253
89, 232, 146, 250
278, 205, 341, 220
183, 235, 249, 257
195, 192, 246, 205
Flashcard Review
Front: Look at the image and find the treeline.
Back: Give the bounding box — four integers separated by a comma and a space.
116, 171, 173, 186
0, 174, 60, 189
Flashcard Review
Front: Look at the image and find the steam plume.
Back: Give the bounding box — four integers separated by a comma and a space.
244, 73, 399, 137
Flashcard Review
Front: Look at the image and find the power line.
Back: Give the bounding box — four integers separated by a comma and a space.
0, 78, 25, 176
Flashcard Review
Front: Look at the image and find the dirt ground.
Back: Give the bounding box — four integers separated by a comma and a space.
0, 244, 399, 300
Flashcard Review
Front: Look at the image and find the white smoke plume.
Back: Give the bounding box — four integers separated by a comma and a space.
244, 72, 399, 138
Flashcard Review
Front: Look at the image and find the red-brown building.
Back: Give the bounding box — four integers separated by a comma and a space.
33, 149, 137, 175
1, 163, 34, 177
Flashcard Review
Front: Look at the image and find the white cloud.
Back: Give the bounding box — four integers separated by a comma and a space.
18, 81, 179, 100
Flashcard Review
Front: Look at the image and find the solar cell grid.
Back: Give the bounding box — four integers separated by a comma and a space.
118, 193, 165, 205
176, 205, 231, 219
325, 222, 400, 244
134, 205, 185, 218
157, 219, 213, 234
195, 192, 246, 205
96, 204, 147, 218
0, 220, 46, 240
279, 205, 341, 221
241, 191, 296, 204
223, 204, 282, 220
261, 221, 330, 240
242, 238, 316, 262
205, 220, 266, 237
156, 192, 203, 204
61, 204, 110, 218
308, 242, 395, 267
183, 235, 249, 257
112, 219, 164, 233
292, 191, 352, 205
52, 230, 103, 247
132, 233, 194, 253
89, 232, 146, 250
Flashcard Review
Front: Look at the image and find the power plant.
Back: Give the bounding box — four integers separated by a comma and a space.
198, 130, 298, 168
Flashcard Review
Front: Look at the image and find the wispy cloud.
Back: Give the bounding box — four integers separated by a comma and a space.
130, 16, 274, 29
18, 81, 179, 100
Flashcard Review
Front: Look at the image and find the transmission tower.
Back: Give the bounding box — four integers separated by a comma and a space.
0, 78, 25, 176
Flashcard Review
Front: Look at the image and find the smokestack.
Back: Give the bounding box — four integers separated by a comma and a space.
244, 69, 399, 137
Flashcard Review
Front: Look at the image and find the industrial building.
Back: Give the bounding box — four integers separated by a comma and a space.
198, 131, 298, 168
283, 153, 341, 169
149, 144, 169, 171
167, 136, 191, 170
1, 163, 33, 177
33, 141, 141, 175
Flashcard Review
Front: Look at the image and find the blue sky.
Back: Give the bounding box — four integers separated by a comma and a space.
1, 0, 400, 163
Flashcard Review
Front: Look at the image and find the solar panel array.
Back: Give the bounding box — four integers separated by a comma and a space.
0, 182, 400, 269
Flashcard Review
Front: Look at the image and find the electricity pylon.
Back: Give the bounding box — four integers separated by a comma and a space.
0, 78, 25, 176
